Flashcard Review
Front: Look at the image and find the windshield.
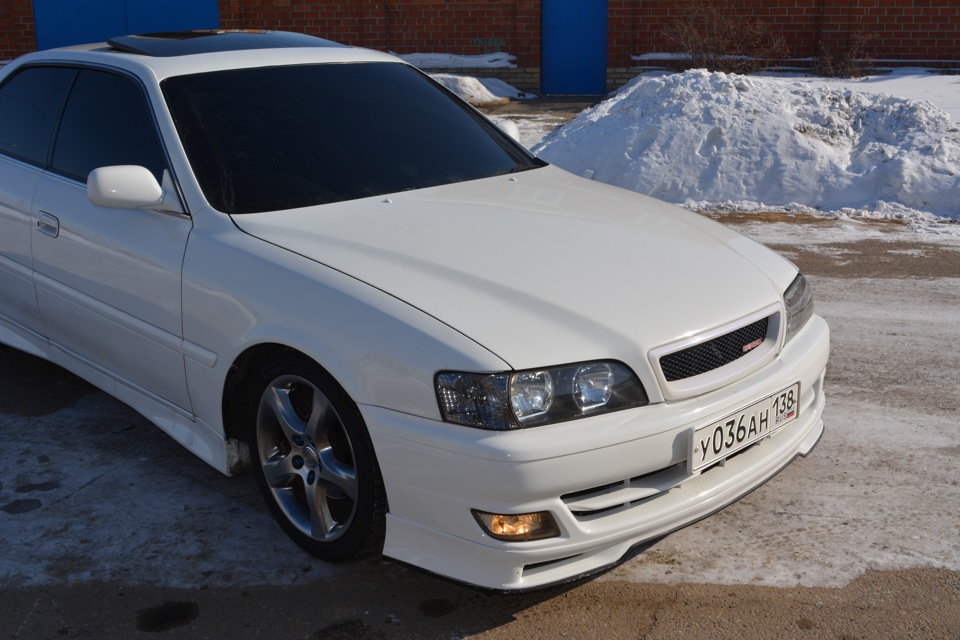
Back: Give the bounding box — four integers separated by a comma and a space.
162, 62, 543, 214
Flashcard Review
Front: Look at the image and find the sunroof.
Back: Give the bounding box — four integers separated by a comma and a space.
108, 30, 347, 57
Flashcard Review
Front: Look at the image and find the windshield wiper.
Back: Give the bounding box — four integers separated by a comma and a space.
507, 161, 545, 174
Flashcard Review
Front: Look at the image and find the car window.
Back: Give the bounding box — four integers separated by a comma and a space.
163, 62, 543, 214
0, 66, 76, 166
51, 69, 167, 183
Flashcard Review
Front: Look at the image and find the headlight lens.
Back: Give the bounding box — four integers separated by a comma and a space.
784, 272, 814, 343
509, 371, 555, 421
436, 361, 647, 430
573, 362, 615, 410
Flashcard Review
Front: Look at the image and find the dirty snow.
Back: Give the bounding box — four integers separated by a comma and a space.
473, 76, 536, 100
604, 275, 960, 588
429, 73, 532, 107
430, 74, 509, 107
769, 68, 960, 124
535, 70, 960, 235
396, 51, 516, 68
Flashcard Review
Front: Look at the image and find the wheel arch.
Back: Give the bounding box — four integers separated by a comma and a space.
225, 342, 389, 558
221, 341, 375, 449
222, 342, 357, 446
223, 342, 283, 447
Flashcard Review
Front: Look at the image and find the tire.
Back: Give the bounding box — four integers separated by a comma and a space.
247, 351, 386, 561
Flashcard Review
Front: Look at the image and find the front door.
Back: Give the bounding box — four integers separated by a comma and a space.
31, 67, 193, 410
541, 0, 608, 95
0, 67, 77, 355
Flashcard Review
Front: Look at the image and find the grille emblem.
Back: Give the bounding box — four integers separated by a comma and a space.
742, 338, 763, 353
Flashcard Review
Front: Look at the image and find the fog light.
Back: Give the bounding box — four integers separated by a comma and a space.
472, 510, 561, 541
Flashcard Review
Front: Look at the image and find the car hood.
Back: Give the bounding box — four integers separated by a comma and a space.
231, 165, 796, 375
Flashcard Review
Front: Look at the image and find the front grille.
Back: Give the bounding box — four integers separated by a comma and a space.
660, 317, 770, 382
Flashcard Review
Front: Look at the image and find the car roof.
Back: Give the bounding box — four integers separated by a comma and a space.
6, 30, 402, 81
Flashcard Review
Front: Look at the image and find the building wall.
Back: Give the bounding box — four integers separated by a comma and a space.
218, 1, 542, 67
0, 0, 37, 60
4, 0, 958, 69
217, 1, 959, 68
609, 0, 960, 67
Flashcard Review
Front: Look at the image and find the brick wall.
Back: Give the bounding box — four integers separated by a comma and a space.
608, 0, 960, 68
218, 1, 542, 67
0, 0, 36, 60
3, 1, 957, 69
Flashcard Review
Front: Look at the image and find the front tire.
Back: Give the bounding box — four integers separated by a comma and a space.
247, 352, 385, 561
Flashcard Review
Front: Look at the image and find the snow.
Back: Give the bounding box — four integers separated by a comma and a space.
474, 76, 536, 100
534, 70, 960, 234
395, 51, 517, 68
629, 63, 960, 123
429, 73, 533, 107
602, 274, 960, 589
768, 68, 960, 124
430, 73, 509, 107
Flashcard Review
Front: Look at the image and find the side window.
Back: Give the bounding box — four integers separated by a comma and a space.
51, 69, 166, 183
0, 66, 76, 166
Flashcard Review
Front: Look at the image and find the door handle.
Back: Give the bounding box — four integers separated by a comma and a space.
38, 212, 59, 238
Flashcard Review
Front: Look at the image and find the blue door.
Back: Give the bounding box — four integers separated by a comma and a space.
33, 0, 219, 50
542, 0, 608, 95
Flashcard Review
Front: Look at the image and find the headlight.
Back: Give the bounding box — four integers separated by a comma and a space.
435, 361, 648, 430
784, 273, 814, 343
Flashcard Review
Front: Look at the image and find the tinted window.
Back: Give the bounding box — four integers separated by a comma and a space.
163, 62, 542, 214
0, 66, 76, 165
51, 70, 166, 183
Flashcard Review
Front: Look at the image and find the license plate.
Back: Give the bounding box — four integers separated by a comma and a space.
690, 382, 800, 472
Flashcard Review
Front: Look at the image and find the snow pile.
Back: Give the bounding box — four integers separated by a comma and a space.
535, 70, 960, 228
396, 51, 516, 68
771, 68, 960, 124
475, 76, 536, 100
429, 74, 532, 106
430, 74, 509, 106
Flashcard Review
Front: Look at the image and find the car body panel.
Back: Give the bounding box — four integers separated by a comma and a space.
179, 205, 512, 440
17, 42, 406, 84
233, 166, 794, 380
0, 156, 45, 355
368, 314, 828, 589
32, 171, 194, 410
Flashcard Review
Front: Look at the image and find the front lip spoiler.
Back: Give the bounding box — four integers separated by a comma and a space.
389, 424, 825, 594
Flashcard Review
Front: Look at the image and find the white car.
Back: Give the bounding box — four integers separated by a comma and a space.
0, 31, 828, 590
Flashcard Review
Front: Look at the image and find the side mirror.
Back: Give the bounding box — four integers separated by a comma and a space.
88, 166, 186, 214
87, 164, 184, 213
88, 165, 163, 209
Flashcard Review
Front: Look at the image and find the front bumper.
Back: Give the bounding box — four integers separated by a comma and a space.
363, 314, 829, 590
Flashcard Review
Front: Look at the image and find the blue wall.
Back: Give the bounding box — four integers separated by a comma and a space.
34, 0, 219, 50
